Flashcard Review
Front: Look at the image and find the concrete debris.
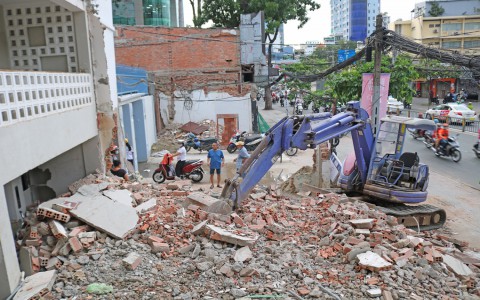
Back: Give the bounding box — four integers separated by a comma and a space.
135, 198, 157, 214
184, 192, 231, 214
13, 270, 57, 300
234, 246, 253, 262
14, 172, 480, 299
357, 251, 393, 271
443, 254, 474, 276
70, 195, 138, 239
103, 189, 134, 207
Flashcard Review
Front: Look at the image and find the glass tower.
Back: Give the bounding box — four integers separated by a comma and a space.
113, 0, 176, 27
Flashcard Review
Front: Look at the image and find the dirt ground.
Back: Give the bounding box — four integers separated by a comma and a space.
143, 135, 480, 249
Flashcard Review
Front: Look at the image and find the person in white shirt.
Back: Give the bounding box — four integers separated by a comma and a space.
172, 141, 187, 177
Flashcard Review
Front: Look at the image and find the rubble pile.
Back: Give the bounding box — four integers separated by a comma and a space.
12, 175, 480, 300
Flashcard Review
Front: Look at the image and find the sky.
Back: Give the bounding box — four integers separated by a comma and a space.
182, 0, 420, 46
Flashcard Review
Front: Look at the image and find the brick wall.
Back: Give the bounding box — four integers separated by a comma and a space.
115, 26, 245, 95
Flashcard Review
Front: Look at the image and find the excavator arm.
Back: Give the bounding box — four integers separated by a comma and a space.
221, 101, 375, 208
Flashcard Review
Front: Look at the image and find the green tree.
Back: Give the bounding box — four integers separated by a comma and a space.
189, 0, 204, 27
199, 0, 320, 109
202, 0, 241, 28
324, 54, 418, 106
428, 2, 445, 17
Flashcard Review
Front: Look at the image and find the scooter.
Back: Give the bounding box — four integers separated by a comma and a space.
312, 106, 320, 113
473, 142, 480, 158
227, 131, 263, 153
184, 133, 217, 152
280, 96, 285, 107
152, 155, 205, 183
427, 134, 462, 162
295, 103, 304, 115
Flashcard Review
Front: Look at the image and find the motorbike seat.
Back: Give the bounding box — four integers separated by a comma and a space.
243, 135, 262, 143
199, 137, 217, 143
185, 159, 201, 165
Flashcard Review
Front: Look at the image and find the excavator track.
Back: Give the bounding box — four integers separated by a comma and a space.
376, 204, 446, 231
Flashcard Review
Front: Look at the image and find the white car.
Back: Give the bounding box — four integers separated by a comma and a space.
387, 96, 404, 113
425, 103, 476, 123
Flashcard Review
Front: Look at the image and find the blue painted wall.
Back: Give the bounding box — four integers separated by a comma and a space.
116, 65, 149, 95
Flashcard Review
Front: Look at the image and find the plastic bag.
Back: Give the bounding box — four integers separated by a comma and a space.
86, 283, 114, 294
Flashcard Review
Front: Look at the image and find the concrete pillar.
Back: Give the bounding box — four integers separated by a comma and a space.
135, 0, 144, 25
0, 189, 21, 299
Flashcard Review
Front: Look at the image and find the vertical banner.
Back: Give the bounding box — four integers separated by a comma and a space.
360, 73, 391, 119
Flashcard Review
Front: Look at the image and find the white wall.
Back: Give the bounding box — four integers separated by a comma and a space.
160, 90, 252, 133
0, 104, 98, 185
144, 96, 157, 157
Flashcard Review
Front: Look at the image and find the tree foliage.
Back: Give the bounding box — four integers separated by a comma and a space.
189, 0, 204, 27
416, 58, 463, 80
324, 54, 418, 105
202, 0, 241, 28
428, 2, 445, 17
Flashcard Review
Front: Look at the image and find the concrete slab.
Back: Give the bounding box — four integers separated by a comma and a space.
77, 182, 110, 197
184, 192, 231, 215
19, 247, 34, 276
135, 198, 157, 214
103, 189, 134, 207
13, 270, 57, 300
70, 195, 138, 239
357, 251, 392, 271
205, 225, 258, 247
442, 254, 473, 277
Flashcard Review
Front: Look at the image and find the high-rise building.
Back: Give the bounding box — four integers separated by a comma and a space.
113, 0, 184, 27
330, 0, 380, 41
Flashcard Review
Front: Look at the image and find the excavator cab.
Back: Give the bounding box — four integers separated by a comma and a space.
362, 116, 436, 203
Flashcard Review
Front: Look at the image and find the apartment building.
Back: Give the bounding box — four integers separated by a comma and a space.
0, 0, 118, 297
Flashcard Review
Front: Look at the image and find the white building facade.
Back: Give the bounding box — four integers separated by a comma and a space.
0, 0, 118, 297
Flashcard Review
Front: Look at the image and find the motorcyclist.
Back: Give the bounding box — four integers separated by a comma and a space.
172, 140, 187, 177
435, 123, 449, 153
415, 113, 425, 136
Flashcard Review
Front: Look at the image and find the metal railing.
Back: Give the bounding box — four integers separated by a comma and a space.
400, 109, 480, 134
0, 71, 93, 127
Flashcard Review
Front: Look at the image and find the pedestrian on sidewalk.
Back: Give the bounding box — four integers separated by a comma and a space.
207, 143, 224, 189
233, 141, 250, 174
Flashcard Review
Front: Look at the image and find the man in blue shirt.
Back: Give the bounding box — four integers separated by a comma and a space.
207, 143, 224, 189
234, 141, 250, 174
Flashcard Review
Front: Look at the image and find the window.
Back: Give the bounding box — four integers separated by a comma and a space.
442, 23, 462, 31
465, 22, 480, 31
429, 24, 434, 28
443, 41, 461, 49
464, 40, 480, 48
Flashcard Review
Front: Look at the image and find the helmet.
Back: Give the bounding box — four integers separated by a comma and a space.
433, 119, 439, 124
124, 138, 128, 143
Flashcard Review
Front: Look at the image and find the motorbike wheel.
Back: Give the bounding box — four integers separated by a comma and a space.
227, 144, 237, 154
185, 145, 191, 152
451, 149, 462, 162
475, 151, 480, 159
152, 171, 166, 183
285, 147, 298, 156
190, 170, 203, 183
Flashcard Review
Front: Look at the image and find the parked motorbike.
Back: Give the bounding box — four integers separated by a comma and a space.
152, 154, 205, 183
184, 133, 217, 152
295, 103, 304, 115
280, 96, 285, 107
430, 95, 439, 105
312, 106, 320, 113
426, 134, 462, 162
403, 101, 411, 109
227, 131, 263, 153
473, 143, 480, 158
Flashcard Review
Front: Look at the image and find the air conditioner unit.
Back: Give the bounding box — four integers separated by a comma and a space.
433, 29, 438, 33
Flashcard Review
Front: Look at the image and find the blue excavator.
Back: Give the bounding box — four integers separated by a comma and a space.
221, 101, 446, 230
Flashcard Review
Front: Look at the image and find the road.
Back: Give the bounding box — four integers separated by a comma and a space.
403, 131, 479, 188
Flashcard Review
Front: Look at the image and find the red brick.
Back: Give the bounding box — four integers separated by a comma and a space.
231, 213, 245, 227
69, 237, 83, 253
151, 242, 170, 253
148, 236, 164, 246
172, 190, 187, 197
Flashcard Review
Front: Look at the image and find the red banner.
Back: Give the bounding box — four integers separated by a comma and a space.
360, 73, 391, 119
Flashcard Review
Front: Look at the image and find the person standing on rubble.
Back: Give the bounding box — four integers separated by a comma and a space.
233, 141, 250, 174
172, 140, 187, 178
207, 143, 224, 189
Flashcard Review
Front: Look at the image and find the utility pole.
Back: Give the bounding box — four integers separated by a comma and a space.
372, 14, 383, 136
